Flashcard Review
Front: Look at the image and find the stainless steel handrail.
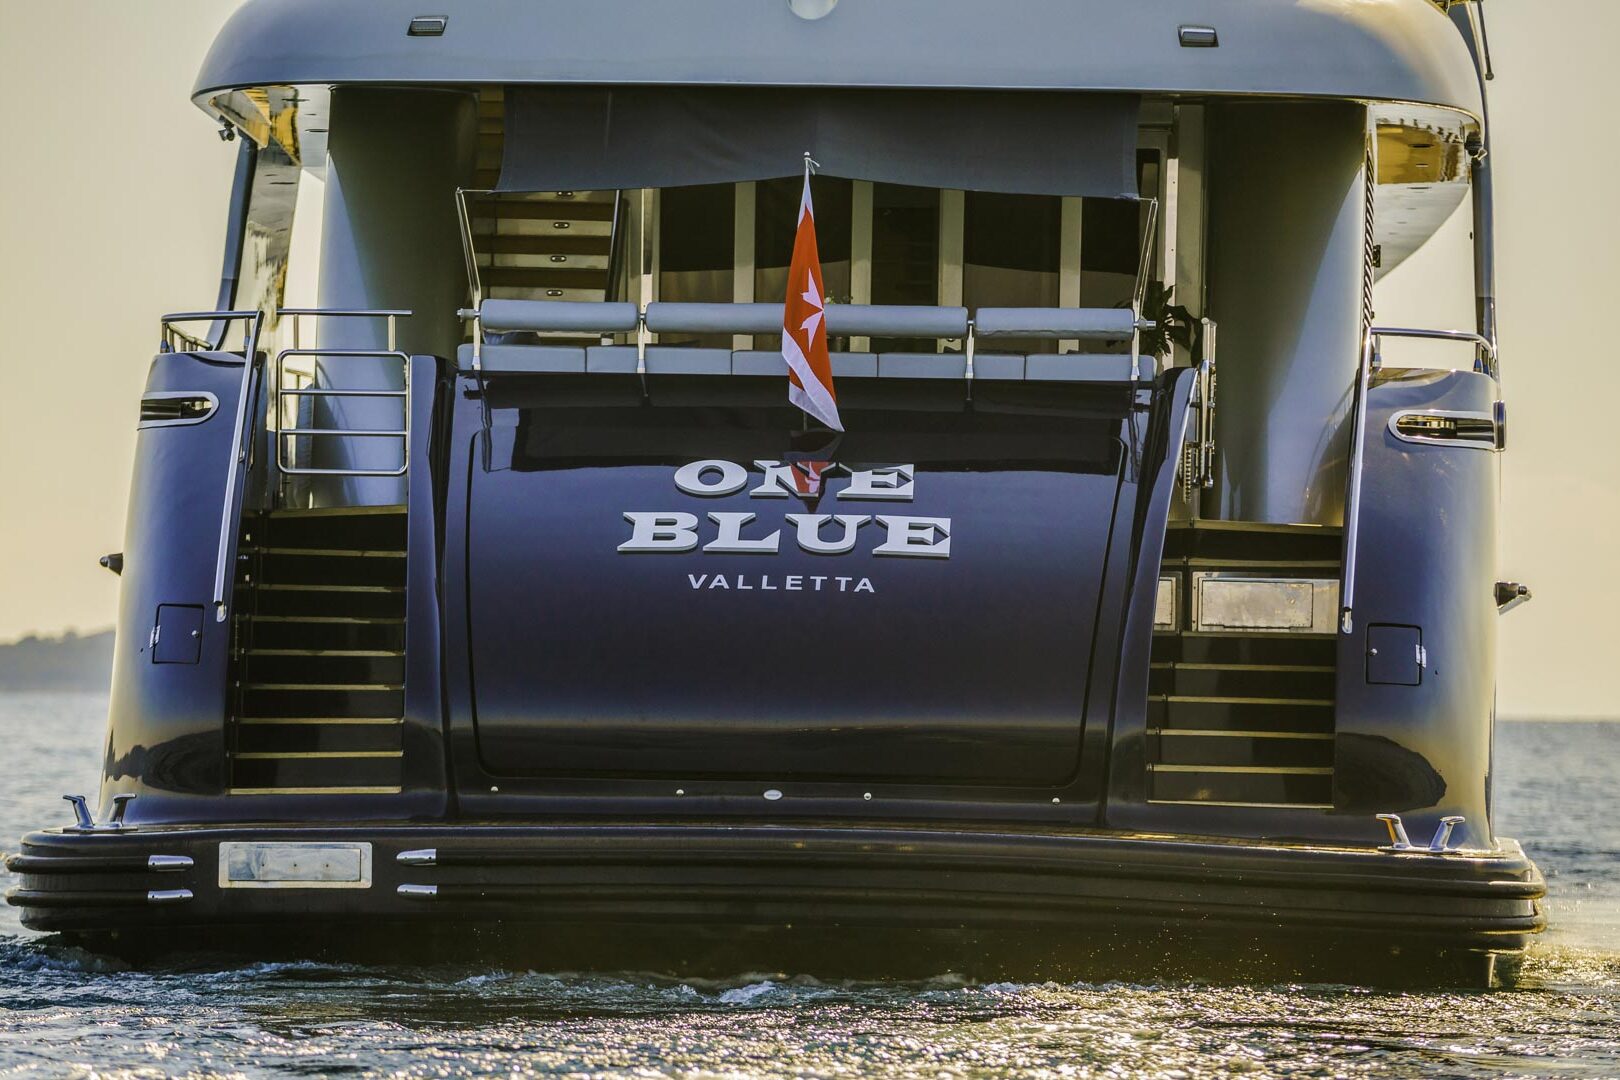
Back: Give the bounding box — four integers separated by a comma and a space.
160, 309, 266, 623
159, 310, 269, 625
160, 310, 259, 354
455, 188, 489, 369
1340, 323, 1501, 633
1366, 325, 1499, 379
1129, 198, 1162, 381
280, 308, 414, 318
1199, 319, 1218, 487
1131, 198, 1161, 319
280, 309, 410, 352
272, 310, 413, 481
279, 388, 406, 398
1339, 331, 1378, 635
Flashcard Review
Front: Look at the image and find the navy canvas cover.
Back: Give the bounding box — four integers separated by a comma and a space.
499, 87, 1141, 198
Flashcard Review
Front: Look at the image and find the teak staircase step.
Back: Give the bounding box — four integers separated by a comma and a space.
229, 506, 409, 794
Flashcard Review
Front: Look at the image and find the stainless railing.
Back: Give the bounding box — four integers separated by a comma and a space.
274, 309, 412, 478
1130, 199, 1161, 382
157, 307, 412, 624
1181, 318, 1218, 506
1364, 326, 1498, 379
158, 309, 265, 624
161, 309, 259, 355
1339, 325, 1501, 634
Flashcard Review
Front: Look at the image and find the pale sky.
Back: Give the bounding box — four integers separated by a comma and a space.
1, 2, 1616, 718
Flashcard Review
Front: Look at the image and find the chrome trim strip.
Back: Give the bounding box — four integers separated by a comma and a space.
147, 855, 195, 872
1149, 764, 1333, 775
146, 889, 194, 905
397, 884, 439, 900
396, 849, 438, 866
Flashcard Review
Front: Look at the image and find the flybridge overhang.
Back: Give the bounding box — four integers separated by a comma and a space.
192, 0, 1485, 121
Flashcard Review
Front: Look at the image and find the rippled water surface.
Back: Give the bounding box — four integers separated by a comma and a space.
0, 692, 1615, 1078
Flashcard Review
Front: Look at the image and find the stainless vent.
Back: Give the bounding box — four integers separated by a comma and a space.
139, 392, 218, 428
1389, 409, 1501, 450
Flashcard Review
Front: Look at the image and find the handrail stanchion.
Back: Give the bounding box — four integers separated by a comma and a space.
211, 310, 265, 624
455, 188, 487, 371
1129, 198, 1160, 383
1340, 330, 1377, 636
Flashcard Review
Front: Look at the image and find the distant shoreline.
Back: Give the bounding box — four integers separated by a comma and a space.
0, 630, 114, 692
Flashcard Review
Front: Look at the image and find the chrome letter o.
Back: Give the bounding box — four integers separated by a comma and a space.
674, 459, 748, 497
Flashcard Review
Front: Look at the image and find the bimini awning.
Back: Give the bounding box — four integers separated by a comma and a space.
498, 87, 1141, 198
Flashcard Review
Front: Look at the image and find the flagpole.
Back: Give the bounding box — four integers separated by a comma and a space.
784, 147, 843, 433
802, 151, 819, 434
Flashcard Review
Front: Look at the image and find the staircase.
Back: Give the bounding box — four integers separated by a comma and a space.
469, 88, 624, 308
229, 506, 408, 795
1149, 521, 1341, 809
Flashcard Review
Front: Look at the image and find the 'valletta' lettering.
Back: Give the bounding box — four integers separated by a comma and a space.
688, 573, 876, 593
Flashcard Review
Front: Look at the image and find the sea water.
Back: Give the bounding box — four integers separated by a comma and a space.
0, 691, 1614, 1078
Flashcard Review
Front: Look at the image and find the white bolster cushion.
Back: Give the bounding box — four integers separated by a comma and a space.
974, 307, 1137, 340
480, 299, 639, 334
646, 303, 970, 339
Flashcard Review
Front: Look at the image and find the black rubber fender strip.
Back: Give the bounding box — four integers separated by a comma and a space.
6, 854, 174, 875
5, 887, 159, 909
399, 881, 1546, 935
409, 847, 1545, 901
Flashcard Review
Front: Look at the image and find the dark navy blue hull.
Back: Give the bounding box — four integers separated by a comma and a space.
10, 347, 1539, 983
7, 821, 1543, 985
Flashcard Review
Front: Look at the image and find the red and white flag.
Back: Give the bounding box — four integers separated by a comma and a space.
782, 169, 843, 432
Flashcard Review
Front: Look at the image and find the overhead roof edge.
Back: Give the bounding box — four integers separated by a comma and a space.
192, 0, 1484, 122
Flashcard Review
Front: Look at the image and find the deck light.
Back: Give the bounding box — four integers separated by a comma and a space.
1179, 25, 1218, 47
407, 15, 447, 36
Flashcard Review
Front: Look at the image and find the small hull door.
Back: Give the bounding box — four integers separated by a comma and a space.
463, 385, 1132, 788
